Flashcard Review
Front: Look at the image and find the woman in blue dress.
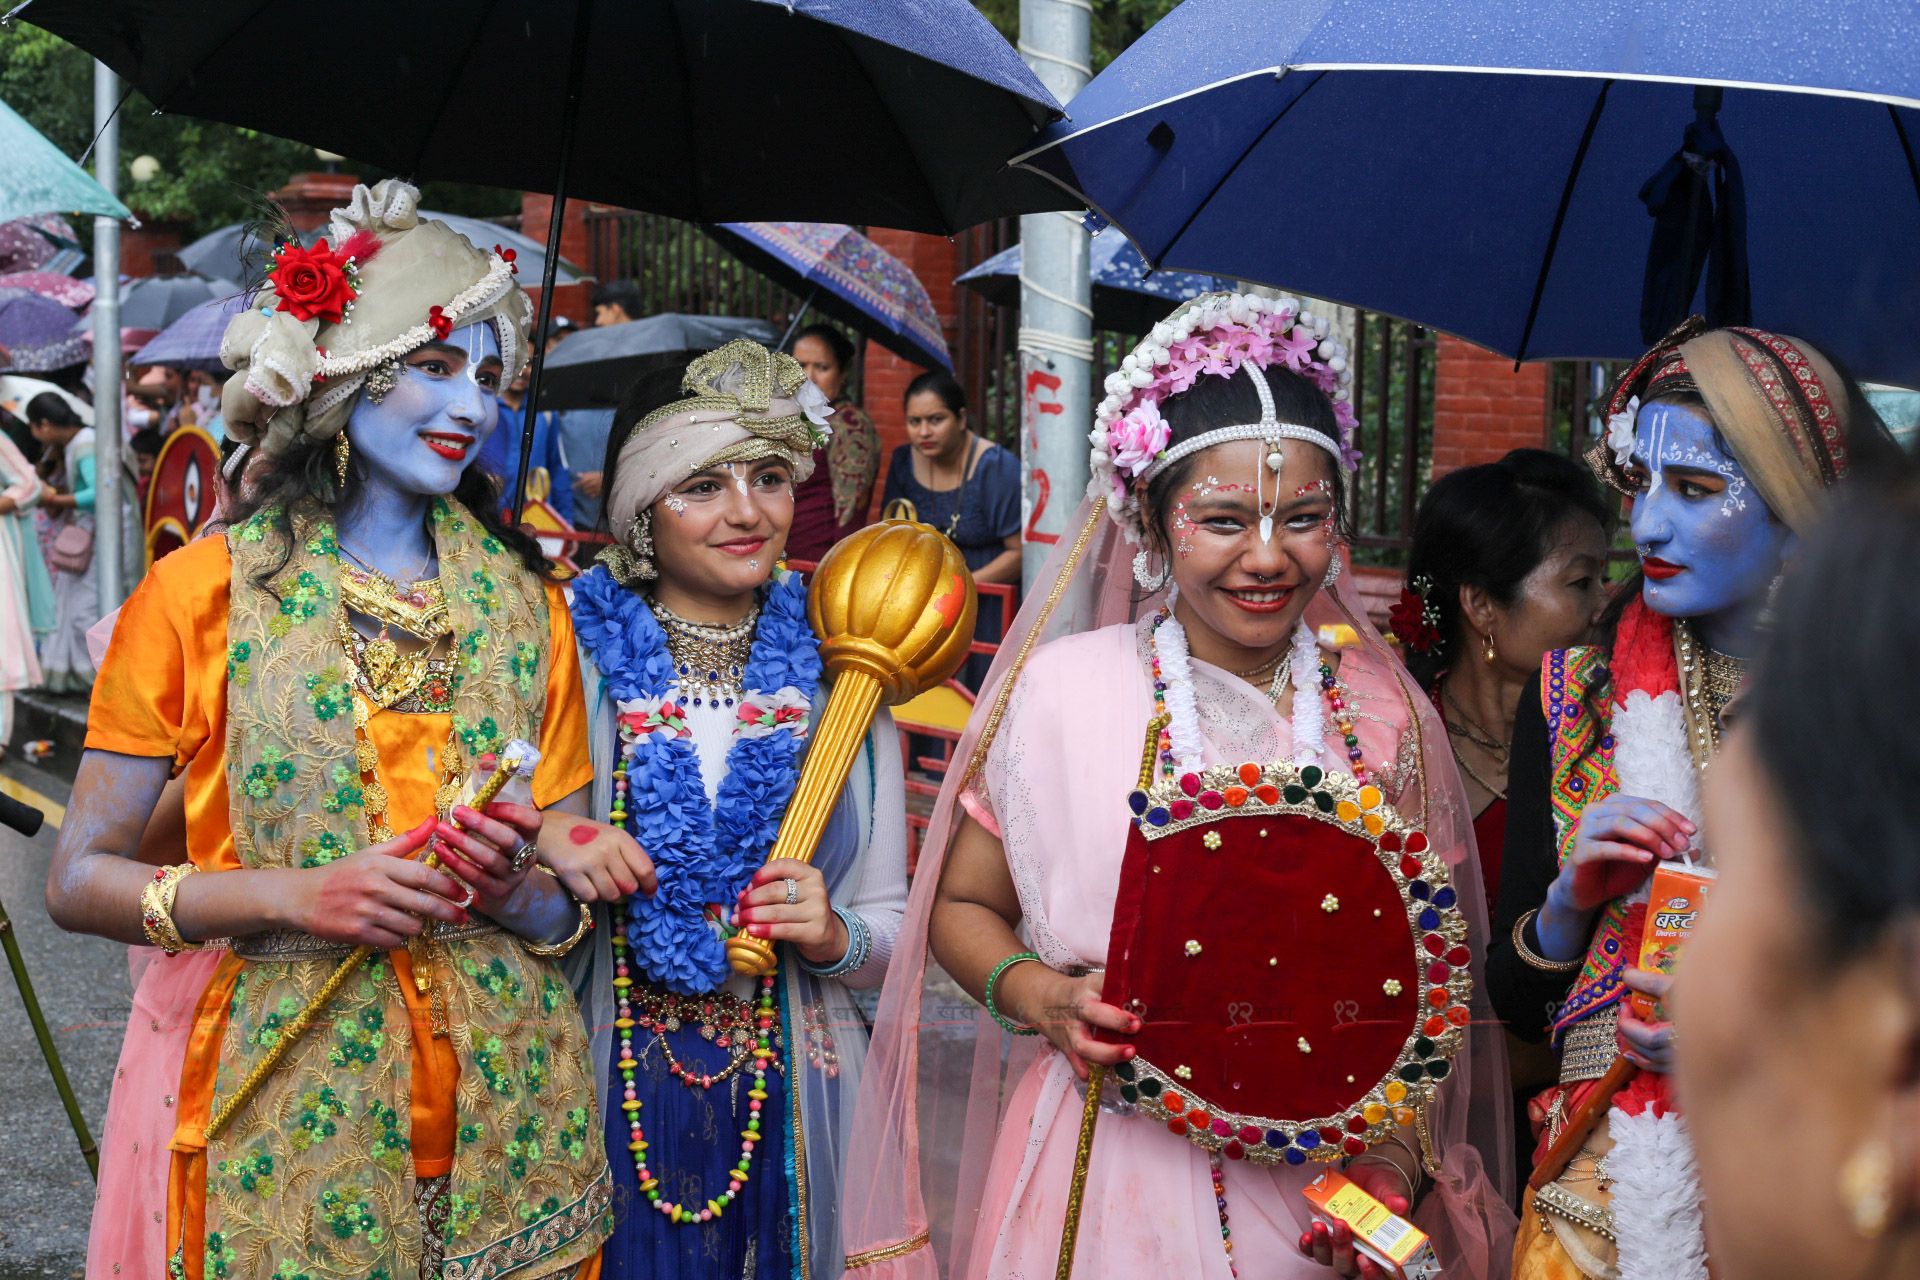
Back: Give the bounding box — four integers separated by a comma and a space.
548, 340, 909, 1279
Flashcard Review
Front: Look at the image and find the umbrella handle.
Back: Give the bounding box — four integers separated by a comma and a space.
511, 0, 597, 527
775, 288, 818, 353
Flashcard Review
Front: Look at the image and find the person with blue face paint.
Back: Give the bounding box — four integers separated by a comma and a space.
1486, 319, 1889, 1280
45, 181, 619, 1280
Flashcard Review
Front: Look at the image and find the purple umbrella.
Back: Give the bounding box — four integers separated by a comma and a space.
132, 292, 252, 372
705, 222, 951, 371
0, 215, 82, 275
0, 287, 90, 372
0, 271, 93, 308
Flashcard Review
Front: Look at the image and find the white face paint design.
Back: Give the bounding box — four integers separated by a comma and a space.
727, 462, 751, 498
663, 494, 687, 515
1638, 401, 1749, 519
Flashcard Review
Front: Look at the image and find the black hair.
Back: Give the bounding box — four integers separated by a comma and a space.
597, 359, 694, 534
25, 392, 80, 430
226, 435, 553, 589
130, 428, 167, 458
903, 369, 966, 416
1401, 448, 1613, 688
1141, 362, 1352, 554
590, 282, 644, 321
1752, 460, 1920, 955
787, 323, 855, 374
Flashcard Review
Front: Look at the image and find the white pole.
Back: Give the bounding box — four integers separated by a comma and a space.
1017, 0, 1092, 584
91, 60, 125, 611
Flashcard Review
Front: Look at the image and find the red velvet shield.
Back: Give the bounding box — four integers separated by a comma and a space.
1100, 812, 1419, 1125
143, 425, 219, 560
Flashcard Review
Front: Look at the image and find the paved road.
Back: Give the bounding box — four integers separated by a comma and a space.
0, 763, 122, 1280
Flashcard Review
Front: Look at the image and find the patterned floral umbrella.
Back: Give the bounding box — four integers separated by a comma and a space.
955, 226, 1236, 336
705, 222, 951, 371
0, 287, 90, 372
0, 215, 85, 276
0, 271, 93, 308
131, 292, 254, 372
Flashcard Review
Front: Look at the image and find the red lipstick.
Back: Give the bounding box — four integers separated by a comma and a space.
717, 536, 767, 558
1641, 556, 1684, 581
1222, 585, 1296, 614
421, 431, 474, 461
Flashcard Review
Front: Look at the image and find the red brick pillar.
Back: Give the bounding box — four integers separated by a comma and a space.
1429, 335, 1552, 477
860, 228, 961, 520
272, 172, 360, 232
520, 193, 594, 331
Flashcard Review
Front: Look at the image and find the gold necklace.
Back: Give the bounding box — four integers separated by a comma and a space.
651, 597, 758, 707
1673, 620, 1747, 770
339, 559, 450, 639
1441, 688, 1510, 763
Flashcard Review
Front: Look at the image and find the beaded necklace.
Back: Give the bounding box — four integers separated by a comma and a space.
609, 904, 779, 1226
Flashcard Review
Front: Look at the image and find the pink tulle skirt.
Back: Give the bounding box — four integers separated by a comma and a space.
86, 947, 222, 1280
967, 1047, 1326, 1280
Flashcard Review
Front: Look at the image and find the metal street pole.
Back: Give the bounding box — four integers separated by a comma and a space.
91, 60, 125, 612
1017, 0, 1092, 585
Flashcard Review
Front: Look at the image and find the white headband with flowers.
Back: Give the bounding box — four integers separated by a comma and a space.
1089, 291, 1359, 544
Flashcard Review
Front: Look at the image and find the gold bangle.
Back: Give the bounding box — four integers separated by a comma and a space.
521, 869, 593, 958
139, 864, 205, 955
1514, 908, 1584, 973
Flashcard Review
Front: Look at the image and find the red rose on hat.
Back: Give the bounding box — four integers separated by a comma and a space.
268, 239, 357, 324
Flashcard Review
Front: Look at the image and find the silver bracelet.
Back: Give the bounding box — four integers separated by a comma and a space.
799, 906, 870, 979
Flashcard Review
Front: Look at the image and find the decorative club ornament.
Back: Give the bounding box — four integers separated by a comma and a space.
727, 521, 978, 975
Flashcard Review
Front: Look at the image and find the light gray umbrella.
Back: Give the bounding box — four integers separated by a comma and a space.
535, 314, 779, 411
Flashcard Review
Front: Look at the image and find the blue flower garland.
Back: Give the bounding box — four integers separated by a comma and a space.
571, 566, 821, 993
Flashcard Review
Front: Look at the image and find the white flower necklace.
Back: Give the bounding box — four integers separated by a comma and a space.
1149, 586, 1327, 780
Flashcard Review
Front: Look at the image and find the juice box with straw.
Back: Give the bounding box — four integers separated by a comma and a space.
1302, 1169, 1440, 1280
1631, 859, 1718, 1021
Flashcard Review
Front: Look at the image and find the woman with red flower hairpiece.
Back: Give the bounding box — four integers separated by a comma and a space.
1487, 319, 1897, 1280
48, 179, 619, 1280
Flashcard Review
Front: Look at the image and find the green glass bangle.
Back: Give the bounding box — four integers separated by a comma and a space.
985, 950, 1044, 1036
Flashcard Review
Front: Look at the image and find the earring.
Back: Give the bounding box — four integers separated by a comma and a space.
363, 359, 400, 405
1132, 547, 1171, 592
333, 432, 351, 486
1840, 1134, 1894, 1238
627, 509, 658, 582
1322, 555, 1343, 589
1484, 632, 1497, 663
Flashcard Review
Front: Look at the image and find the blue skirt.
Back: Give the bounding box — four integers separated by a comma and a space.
600, 1004, 794, 1279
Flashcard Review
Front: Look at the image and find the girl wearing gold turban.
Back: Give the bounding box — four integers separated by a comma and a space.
546, 342, 909, 1279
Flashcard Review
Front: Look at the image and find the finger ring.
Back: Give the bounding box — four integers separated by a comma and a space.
450, 881, 476, 909
509, 843, 538, 873
784, 877, 799, 905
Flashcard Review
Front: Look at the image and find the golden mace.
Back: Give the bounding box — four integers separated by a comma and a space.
205, 745, 532, 1141
727, 520, 977, 976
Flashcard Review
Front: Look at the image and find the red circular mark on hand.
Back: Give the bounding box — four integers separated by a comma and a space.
569, 823, 598, 846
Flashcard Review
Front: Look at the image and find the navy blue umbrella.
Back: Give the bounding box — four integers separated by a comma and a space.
955, 225, 1235, 334
1015, 0, 1920, 387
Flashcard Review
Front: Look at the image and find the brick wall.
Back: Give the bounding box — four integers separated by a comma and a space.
520, 193, 594, 330
859, 228, 961, 520
1429, 334, 1550, 476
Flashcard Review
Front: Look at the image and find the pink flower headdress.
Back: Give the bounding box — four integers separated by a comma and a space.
1089, 291, 1360, 543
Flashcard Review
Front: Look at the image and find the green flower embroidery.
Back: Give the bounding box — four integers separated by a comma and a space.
242, 744, 298, 799
463, 566, 499, 616
304, 666, 352, 722
460, 955, 523, 1002
226, 640, 253, 688
328, 1003, 385, 1070
323, 762, 364, 814
291, 1085, 348, 1152
203, 1231, 236, 1279
480, 535, 503, 555
269, 570, 332, 638
318, 1187, 383, 1243
305, 526, 339, 559
216, 1148, 275, 1198
458, 1121, 487, 1146
539, 973, 566, 1017
560, 1107, 591, 1161
505, 1115, 546, 1178
510, 641, 538, 697
247, 995, 303, 1051
447, 1190, 482, 1239
454, 714, 501, 758
517, 1194, 562, 1225
523, 1033, 551, 1096
299, 831, 352, 868
367, 1098, 410, 1172
273, 1262, 313, 1280
474, 1034, 516, 1096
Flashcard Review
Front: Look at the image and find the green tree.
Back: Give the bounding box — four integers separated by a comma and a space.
0, 23, 519, 242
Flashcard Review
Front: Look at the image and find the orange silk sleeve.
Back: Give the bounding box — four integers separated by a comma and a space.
533, 581, 594, 809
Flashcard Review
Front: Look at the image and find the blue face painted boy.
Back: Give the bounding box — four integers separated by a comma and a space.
344, 321, 503, 497
1628, 398, 1792, 651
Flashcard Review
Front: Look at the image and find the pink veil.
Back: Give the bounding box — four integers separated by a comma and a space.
841, 495, 1515, 1277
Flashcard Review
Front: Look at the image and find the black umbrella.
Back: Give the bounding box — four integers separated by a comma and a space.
536, 313, 779, 412
15, 0, 1071, 515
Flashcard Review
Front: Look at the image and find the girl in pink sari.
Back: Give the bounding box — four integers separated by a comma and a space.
842, 293, 1515, 1278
